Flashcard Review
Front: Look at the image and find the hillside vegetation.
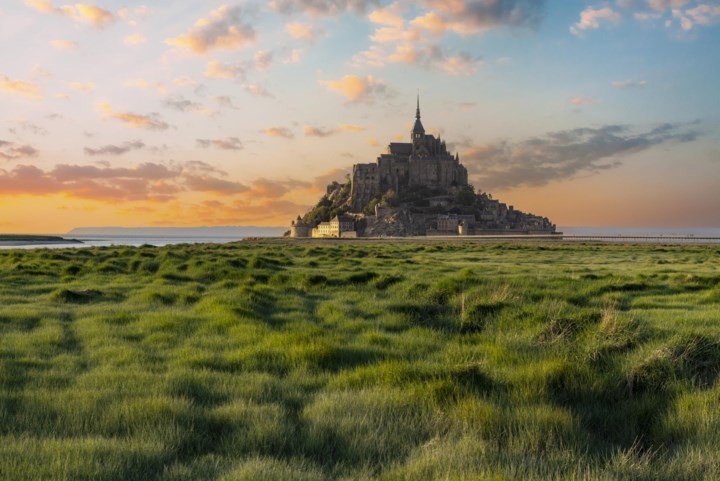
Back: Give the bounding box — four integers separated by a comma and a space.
301, 180, 352, 225
1, 240, 719, 480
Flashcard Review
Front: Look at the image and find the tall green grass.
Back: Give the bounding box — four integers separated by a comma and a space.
0, 240, 719, 480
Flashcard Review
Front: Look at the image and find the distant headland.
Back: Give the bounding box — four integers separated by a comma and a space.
290, 96, 556, 238
0, 235, 82, 246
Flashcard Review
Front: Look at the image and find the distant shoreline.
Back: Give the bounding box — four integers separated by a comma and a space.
1, 227, 718, 249
246, 233, 720, 245
0, 235, 83, 246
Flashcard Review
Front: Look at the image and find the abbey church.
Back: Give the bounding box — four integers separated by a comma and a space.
351, 97, 468, 211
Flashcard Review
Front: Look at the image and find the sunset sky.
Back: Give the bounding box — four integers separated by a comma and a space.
1, 0, 719, 233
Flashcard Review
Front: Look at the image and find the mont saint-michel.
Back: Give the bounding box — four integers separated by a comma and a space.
290, 98, 556, 238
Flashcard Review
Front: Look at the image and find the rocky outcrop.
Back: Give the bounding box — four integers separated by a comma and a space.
361, 209, 416, 237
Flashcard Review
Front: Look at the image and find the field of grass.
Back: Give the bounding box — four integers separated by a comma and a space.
1, 239, 719, 480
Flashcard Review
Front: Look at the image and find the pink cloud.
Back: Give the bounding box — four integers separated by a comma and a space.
165, 5, 255, 54
570, 6, 622, 35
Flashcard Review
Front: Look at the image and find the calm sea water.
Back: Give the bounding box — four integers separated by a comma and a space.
74, 235, 245, 247
2, 228, 720, 249
0, 236, 245, 249
559, 227, 720, 244
561, 227, 720, 237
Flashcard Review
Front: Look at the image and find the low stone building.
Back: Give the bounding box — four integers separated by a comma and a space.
437, 215, 459, 233
436, 214, 476, 233
312, 222, 335, 238
334, 215, 355, 233
311, 215, 357, 238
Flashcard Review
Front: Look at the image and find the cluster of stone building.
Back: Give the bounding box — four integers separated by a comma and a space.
290, 97, 555, 238
351, 97, 468, 212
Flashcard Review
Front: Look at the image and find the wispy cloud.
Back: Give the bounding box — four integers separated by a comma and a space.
0, 163, 174, 201
263, 127, 294, 139
440, 52, 482, 76
1, 76, 42, 100
205, 61, 246, 80
124, 33, 146, 45
24, 0, 116, 28
0, 160, 251, 201
368, 2, 404, 27
214, 96, 239, 109
164, 96, 205, 113
183, 174, 249, 194
571, 6, 622, 35
421, 0, 545, 33
612, 79, 648, 89
0, 140, 39, 161
304, 126, 337, 137
570, 96, 595, 106
249, 178, 311, 198
8, 121, 48, 136
68, 82, 95, 92
672, 4, 720, 31
304, 124, 366, 137
73, 4, 115, 27
461, 122, 700, 190
310, 167, 352, 191
177, 198, 307, 226
320, 74, 388, 104
283, 49, 303, 64
241, 83, 273, 98
269, 0, 379, 16
125, 79, 168, 95
50, 39, 78, 50
339, 124, 366, 133
84, 141, 145, 156
99, 103, 169, 130
647, 0, 691, 12
286, 22, 320, 41
165, 5, 256, 54
255, 50, 274, 71
173, 76, 197, 87
196, 137, 243, 150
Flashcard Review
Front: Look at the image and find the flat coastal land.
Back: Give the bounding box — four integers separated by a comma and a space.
0, 234, 82, 246
1, 240, 719, 480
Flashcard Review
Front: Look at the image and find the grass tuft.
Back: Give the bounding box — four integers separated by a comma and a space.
52, 288, 103, 304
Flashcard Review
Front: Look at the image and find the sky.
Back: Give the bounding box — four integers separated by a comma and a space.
1, 0, 719, 233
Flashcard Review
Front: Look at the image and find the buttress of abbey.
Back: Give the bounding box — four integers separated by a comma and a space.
350, 96, 468, 212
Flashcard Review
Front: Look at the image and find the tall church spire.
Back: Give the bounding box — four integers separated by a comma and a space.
412, 91, 425, 139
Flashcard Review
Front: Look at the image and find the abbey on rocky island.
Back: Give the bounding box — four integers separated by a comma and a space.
289, 96, 556, 238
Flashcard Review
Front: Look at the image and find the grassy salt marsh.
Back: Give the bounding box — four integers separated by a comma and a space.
0, 239, 719, 480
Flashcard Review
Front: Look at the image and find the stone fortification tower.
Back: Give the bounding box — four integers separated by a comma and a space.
351, 95, 468, 212
290, 216, 311, 238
